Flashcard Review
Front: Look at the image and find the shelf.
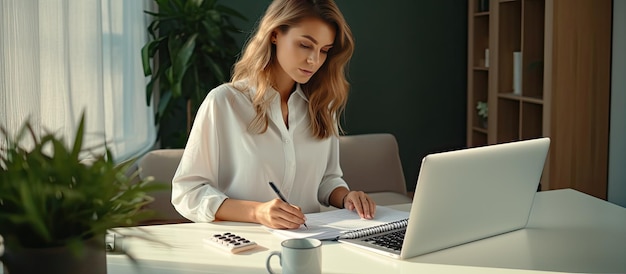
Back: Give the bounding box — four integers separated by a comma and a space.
521, 96, 543, 105
497, 93, 543, 104
467, 0, 612, 200
473, 126, 488, 134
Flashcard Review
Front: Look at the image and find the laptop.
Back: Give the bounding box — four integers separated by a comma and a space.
339, 137, 550, 259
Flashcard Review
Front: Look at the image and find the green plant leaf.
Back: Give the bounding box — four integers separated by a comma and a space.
141, 40, 158, 76
141, 0, 246, 136
145, 14, 160, 39
146, 56, 170, 107
157, 90, 173, 121
171, 33, 198, 84
207, 9, 221, 22
186, 0, 203, 9
0, 113, 167, 249
202, 19, 222, 40
71, 113, 85, 161
155, 0, 175, 13
146, 78, 156, 107
164, 67, 181, 98
19, 181, 51, 242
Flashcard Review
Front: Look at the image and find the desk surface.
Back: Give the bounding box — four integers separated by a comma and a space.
104, 189, 625, 273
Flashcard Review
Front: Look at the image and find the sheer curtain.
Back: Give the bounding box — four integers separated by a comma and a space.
0, 0, 155, 162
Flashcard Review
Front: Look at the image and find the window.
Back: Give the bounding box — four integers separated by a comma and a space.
0, 0, 155, 162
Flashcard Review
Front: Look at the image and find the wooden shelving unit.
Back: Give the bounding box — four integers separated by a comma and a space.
466, 0, 612, 199
466, 0, 490, 147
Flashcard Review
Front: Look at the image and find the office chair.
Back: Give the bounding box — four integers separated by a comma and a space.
134, 149, 189, 224
338, 133, 412, 206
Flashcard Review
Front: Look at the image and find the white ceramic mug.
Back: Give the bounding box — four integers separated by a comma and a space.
266, 238, 322, 274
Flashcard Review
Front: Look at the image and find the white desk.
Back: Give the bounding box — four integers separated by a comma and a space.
103, 189, 624, 273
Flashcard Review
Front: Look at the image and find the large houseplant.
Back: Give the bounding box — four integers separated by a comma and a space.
0, 114, 162, 274
141, 0, 246, 148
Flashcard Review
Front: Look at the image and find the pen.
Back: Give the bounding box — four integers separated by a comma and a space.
268, 182, 308, 229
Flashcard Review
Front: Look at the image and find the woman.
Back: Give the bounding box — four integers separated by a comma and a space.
171, 0, 376, 229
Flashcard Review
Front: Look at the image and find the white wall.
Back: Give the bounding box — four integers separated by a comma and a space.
608, 0, 626, 208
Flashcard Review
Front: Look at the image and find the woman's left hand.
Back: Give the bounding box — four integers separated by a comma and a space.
343, 191, 376, 219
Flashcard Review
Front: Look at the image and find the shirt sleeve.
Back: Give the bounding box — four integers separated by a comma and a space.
317, 135, 350, 207
171, 91, 227, 222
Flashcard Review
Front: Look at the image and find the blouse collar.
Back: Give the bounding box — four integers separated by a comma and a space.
240, 80, 309, 103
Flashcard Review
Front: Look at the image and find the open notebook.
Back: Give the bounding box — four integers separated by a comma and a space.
339, 138, 551, 259
266, 205, 409, 240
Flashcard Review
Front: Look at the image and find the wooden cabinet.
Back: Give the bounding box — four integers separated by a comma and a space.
466, 0, 612, 199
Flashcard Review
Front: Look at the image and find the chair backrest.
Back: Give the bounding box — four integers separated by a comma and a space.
338, 133, 408, 195
137, 149, 187, 224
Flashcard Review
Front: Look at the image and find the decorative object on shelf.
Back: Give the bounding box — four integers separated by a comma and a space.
513, 51, 522, 95
141, 0, 247, 148
0, 113, 164, 274
476, 101, 488, 128
484, 48, 490, 68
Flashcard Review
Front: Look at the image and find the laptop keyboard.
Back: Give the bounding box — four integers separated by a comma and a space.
363, 229, 406, 251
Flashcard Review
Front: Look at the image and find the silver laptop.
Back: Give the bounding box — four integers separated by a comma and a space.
339, 137, 550, 259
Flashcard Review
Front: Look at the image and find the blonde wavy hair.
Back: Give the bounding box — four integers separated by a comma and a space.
231, 0, 354, 139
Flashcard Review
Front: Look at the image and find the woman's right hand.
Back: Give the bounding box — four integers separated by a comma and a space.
255, 198, 306, 229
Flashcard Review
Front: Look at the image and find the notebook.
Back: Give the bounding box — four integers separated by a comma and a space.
339, 137, 551, 259
265, 205, 409, 240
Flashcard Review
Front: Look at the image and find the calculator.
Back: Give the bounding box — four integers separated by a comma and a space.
203, 232, 258, 254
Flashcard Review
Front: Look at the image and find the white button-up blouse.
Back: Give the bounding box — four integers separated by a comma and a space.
171, 82, 349, 222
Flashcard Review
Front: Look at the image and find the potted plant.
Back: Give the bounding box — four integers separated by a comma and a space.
476, 101, 488, 128
0, 114, 163, 274
141, 0, 246, 148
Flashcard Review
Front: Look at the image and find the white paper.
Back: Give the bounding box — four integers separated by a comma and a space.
265, 206, 409, 240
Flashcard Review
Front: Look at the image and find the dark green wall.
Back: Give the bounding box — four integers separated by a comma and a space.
224, 1, 468, 191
